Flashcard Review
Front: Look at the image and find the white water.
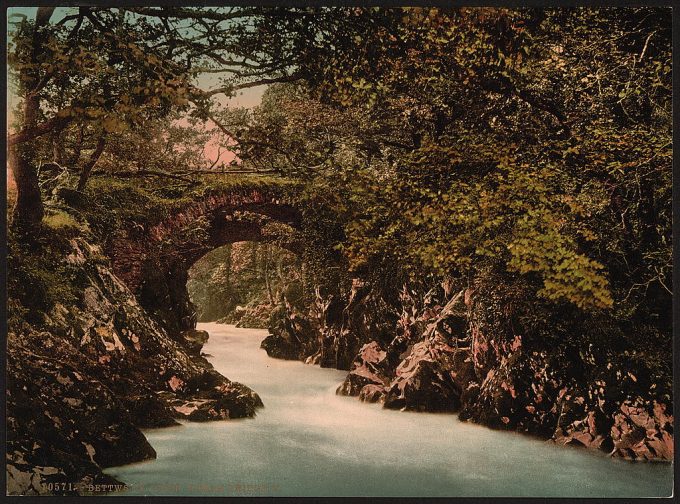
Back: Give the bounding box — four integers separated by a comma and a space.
106, 323, 673, 497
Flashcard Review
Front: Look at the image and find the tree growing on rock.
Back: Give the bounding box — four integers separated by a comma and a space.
7, 6, 314, 239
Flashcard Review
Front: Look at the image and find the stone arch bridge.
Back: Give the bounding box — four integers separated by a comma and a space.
107, 183, 303, 336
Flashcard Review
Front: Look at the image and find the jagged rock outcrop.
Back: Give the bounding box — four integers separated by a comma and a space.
6, 332, 153, 495
262, 279, 400, 371
260, 302, 318, 361
384, 335, 474, 413
458, 282, 673, 461
263, 277, 673, 462
551, 390, 674, 460
7, 238, 263, 495
181, 329, 210, 355
609, 400, 674, 460
336, 341, 391, 398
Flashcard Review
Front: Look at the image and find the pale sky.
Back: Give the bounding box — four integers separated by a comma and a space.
6, 7, 268, 170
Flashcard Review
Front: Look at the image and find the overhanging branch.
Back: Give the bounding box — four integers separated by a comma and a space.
8, 115, 73, 146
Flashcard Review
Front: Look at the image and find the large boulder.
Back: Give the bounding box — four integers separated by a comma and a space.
383, 335, 474, 412
172, 380, 263, 421
260, 333, 302, 360
337, 341, 391, 397
260, 302, 318, 360
125, 393, 180, 429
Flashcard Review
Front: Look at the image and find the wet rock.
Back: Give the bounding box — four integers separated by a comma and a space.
459, 350, 561, 436
260, 298, 325, 361
6, 335, 157, 491
181, 382, 263, 421
6, 452, 123, 496
359, 384, 386, 403
552, 391, 612, 452
260, 333, 302, 360
337, 341, 391, 396
186, 401, 232, 422
609, 400, 674, 461
125, 393, 180, 428
172, 376, 263, 422
383, 335, 471, 412
323, 281, 399, 370
181, 329, 209, 355
258, 279, 401, 371
184, 369, 226, 392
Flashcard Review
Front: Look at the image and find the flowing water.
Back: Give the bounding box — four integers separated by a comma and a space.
106, 323, 673, 497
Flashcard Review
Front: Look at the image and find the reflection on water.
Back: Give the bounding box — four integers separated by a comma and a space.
105, 323, 673, 497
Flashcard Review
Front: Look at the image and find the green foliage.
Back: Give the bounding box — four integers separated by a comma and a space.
264, 7, 671, 317
79, 174, 299, 240
7, 227, 81, 326
7, 7, 671, 347
42, 210, 81, 231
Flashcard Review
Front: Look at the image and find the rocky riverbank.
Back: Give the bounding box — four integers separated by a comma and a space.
261, 278, 673, 462
7, 237, 262, 496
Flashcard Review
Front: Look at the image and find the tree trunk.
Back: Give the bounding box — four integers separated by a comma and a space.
9, 145, 44, 236
10, 7, 56, 238
264, 244, 275, 305
77, 134, 106, 191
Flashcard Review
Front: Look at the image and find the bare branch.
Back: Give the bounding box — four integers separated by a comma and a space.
122, 7, 262, 22
208, 145, 224, 170
202, 74, 302, 97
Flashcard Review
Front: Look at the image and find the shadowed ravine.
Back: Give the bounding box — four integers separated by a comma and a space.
105, 324, 672, 497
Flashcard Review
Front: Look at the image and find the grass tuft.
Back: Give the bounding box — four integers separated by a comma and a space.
43, 211, 81, 230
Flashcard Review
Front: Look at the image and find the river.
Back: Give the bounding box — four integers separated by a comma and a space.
105, 323, 673, 497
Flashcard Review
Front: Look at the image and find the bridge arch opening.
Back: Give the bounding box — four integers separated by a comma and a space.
187, 241, 304, 329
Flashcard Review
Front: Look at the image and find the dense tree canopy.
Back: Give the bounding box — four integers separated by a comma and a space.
8, 6, 672, 325
219, 8, 670, 324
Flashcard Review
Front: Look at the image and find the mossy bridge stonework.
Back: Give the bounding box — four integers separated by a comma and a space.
106, 181, 302, 337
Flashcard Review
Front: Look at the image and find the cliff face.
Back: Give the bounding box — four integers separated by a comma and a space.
261, 278, 673, 462
7, 238, 262, 496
